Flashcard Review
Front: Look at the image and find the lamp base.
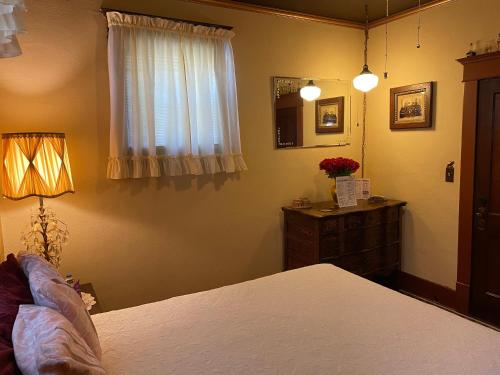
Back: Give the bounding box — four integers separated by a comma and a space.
21, 197, 69, 268
38, 197, 52, 263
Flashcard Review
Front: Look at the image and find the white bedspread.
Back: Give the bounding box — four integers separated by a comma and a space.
92, 265, 500, 374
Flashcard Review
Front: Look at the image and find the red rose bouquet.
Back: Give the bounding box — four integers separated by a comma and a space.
319, 157, 360, 178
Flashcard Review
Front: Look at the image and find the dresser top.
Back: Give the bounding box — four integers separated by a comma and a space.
282, 199, 406, 218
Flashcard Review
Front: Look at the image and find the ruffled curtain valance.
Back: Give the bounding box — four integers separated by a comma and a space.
0, 0, 25, 58
106, 11, 247, 178
107, 154, 248, 179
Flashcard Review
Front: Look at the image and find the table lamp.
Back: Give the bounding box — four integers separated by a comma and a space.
2, 132, 74, 267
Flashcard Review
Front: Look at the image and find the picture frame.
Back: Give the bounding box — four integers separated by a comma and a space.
390, 82, 434, 130
315, 96, 344, 134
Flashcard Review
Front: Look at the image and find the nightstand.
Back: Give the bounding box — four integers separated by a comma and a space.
80, 283, 103, 315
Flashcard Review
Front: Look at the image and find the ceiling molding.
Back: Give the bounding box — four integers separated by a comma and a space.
182, 0, 365, 29
182, 0, 454, 30
368, 0, 453, 28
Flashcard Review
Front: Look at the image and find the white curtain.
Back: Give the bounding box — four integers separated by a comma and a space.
0, 0, 25, 58
106, 11, 247, 178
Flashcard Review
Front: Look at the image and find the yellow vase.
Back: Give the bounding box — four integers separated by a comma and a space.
330, 178, 338, 205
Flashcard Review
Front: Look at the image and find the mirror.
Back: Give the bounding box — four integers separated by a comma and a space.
273, 77, 351, 149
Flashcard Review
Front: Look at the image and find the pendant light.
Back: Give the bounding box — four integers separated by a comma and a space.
300, 80, 321, 101
353, 3, 379, 93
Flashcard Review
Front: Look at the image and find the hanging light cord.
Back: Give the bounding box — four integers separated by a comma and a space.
361, 1, 368, 178
417, 0, 422, 48
363, 3, 368, 66
384, 0, 389, 78
361, 93, 367, 178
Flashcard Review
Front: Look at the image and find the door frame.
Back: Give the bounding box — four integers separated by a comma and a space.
456, 51, 500, 314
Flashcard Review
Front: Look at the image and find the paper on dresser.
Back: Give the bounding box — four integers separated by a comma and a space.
336, 176, 357, 208
356, 178, 371, 200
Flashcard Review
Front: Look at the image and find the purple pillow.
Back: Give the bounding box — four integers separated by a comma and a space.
0, 254, 34, 375
18, 253, 102, 359
13, 305, 106, 375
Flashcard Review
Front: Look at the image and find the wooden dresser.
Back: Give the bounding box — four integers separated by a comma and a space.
282, 200, 406, 283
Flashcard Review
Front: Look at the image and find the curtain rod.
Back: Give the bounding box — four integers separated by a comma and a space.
100, 8, 233, 30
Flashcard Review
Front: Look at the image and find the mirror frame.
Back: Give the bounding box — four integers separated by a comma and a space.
272, 76, 352, 150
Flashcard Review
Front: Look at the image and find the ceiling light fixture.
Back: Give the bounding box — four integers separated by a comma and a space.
300, 80, 321, 101
353, 3, 379, 93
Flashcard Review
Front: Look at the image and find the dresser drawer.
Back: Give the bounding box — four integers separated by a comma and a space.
379, 243, 400, 267
345, 213, 364, 230
364, 209, 384, 226
385, 206, 400, 223
343, 226, 384, 253
363, 249, 380, 273
319, 234, 342, 258
343, 229, 364, 252
384, 222, 399, 243
320, 217, 342, 235
337, 247, 398, 276
363, 226, 385, 249
286, 214, 316, 241
286, 236, 316, 263
333, 253, 364, 275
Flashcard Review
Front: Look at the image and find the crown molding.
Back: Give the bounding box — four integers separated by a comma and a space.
182, 0, 453, 30
368, 0, 453, 28
182, 0, 365, 29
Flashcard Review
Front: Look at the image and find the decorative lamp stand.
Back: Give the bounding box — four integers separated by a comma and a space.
21, 196, 69, 268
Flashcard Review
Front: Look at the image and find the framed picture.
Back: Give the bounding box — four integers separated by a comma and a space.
315, 96, 344, 134
390, 82, 434, 130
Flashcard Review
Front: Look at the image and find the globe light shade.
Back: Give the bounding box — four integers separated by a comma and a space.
300, 80, 321, 101
353, 65, 379, 93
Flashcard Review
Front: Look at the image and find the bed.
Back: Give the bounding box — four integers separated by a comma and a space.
92, 264, 500, 374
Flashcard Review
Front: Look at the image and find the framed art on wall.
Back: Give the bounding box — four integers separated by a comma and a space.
315, 96, 344, 134
390, 82, 434, 130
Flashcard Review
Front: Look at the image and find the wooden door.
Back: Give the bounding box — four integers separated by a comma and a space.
470, 77, 500, 326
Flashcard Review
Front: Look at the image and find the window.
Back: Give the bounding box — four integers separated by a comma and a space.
106, 12, 247, 178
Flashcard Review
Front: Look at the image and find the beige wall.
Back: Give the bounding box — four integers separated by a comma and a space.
0, 0, 363, 310
366, 0, 500, 288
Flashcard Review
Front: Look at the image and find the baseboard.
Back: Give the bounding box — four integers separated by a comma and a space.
455, 281, 470, 314
398, 271, 457, 310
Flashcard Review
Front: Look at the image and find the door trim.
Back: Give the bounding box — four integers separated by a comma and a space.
456, 51, 500, 314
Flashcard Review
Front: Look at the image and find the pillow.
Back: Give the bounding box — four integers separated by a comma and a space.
13, 305, 106, 375
17, 252, 64, 283
0, 254, 34, 375
27, 269, 102, 360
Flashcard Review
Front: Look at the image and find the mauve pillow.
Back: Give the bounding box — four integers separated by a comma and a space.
17, 252, 64, 283
27, 269, 102, 360
13, 305, 106, 375
0, 254, 34, 375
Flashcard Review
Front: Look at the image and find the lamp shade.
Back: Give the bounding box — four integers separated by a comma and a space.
353, 65, 379, 93
2, 132, 74, 200
300, 80, 321, 102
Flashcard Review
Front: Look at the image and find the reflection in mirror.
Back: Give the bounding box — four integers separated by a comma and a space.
273, 77, 351, 149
